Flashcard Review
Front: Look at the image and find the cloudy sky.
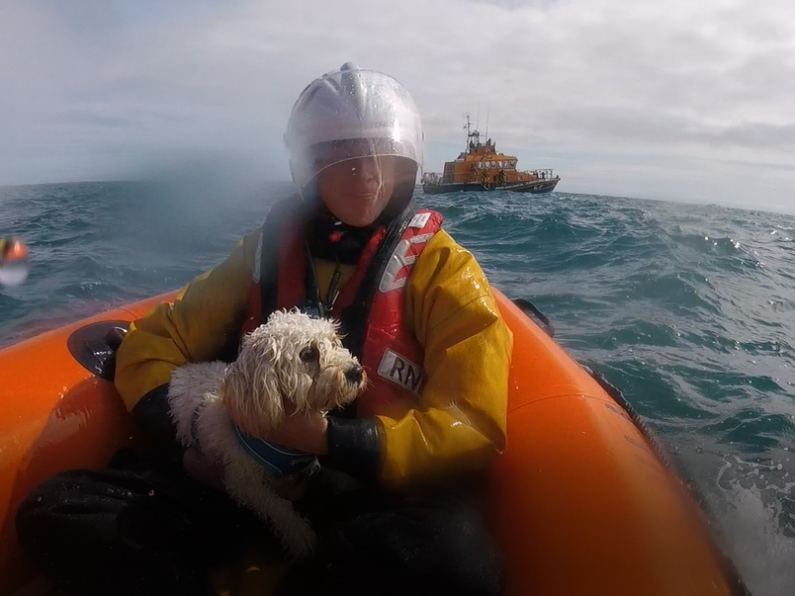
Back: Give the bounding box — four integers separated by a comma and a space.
2, 0, 794, 213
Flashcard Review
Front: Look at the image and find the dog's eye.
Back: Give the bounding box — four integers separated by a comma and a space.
300, 345, 320, 362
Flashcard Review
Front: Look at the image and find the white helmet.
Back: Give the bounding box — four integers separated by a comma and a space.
284, 62, 424, 191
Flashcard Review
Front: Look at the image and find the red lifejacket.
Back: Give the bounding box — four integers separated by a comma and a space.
241, 199, 443, 418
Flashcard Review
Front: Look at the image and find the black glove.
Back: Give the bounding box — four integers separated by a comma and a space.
130, 383, 184, 461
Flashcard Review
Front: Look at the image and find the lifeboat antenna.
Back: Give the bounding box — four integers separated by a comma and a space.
463, 112, 470, 151
485, 103, 490, 142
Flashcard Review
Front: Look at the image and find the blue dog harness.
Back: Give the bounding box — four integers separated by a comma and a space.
232, 424, 317, 478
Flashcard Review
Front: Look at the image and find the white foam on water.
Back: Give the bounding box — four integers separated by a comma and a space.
702, 453, 795, 596
0, 262, 29, 287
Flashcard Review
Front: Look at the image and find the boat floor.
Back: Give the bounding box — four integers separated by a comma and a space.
13, 554, 290, 596
11, 577, 61, 596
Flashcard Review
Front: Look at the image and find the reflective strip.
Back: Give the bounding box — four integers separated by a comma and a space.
378, 233, 434, 293
408, 212, 431, 229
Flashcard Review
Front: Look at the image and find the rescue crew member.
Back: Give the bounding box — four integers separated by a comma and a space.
0, 236, 27, 265
0, 236, 30, 287
16, 63, 513, 596
0, 236, 10, 262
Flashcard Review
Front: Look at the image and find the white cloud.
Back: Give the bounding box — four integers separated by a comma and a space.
1, 0, 794, 211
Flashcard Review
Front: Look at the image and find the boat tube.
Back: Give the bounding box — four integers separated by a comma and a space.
0, 289, 749, 595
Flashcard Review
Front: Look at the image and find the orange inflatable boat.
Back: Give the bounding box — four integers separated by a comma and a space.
0, 288, 750, 596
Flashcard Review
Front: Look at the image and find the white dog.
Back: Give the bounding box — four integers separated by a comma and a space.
167, 308, 368, 559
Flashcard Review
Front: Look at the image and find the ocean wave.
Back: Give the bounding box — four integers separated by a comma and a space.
3, 183, 795, 591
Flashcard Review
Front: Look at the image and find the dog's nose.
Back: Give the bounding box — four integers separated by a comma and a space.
345, 364, 364, 384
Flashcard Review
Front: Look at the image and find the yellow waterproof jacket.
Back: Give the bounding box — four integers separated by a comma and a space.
115, 218, 513, 485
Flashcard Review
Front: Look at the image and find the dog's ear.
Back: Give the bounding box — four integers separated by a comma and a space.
221, 345, 286, 437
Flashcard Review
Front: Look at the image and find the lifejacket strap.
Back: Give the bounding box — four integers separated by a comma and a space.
257, 199, 295, 323
342, 201, 420, 360
321, 416, 384, 484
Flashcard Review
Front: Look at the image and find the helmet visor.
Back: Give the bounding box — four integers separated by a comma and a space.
306, 137, 418, 182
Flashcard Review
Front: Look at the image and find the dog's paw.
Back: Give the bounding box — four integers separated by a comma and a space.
320, 468, 362, 494
273, 473, 313, 501
283, 522, 319, 561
